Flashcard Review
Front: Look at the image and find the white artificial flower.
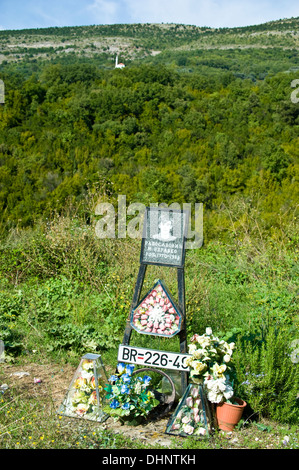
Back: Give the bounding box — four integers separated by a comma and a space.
207, 390, 222, 403
82, 361, 94, 371
182, 424, 194, 435
81, 370, 93, 379
224, 388, 234, 400
198, 337, 211, 348
195, 427, 207, 436
193, 348, 205, 359
223, 354, 231, 363
202, 355, 212, 362
134, 381, 142, 394
188, 343, 197, 354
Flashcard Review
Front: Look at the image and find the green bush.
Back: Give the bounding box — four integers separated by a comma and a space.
233, 326, 299, 424
45, 322, 119, 354
0, 288, 27, 356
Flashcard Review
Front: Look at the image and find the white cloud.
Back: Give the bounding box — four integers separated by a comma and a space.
86, 0, 120, 24
1, 0, 299, 30
120, 0, 299, 27
33, 7, 67, 27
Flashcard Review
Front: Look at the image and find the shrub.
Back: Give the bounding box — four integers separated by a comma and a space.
0, 288, 27, 357
233, 325, 299, 424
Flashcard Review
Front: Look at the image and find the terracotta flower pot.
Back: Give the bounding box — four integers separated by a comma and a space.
216, 398, 247, 432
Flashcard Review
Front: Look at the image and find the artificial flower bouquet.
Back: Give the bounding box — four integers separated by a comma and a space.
58, 356, 107, 422
184, 327, 235, 404
130, 280, 182, 337
103, 363, 160, 424
166, 383, 210, 437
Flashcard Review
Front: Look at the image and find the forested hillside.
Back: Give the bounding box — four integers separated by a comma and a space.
0, 18, 298, 239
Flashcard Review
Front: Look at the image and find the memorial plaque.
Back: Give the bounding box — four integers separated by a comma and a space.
140, 207, 189, 267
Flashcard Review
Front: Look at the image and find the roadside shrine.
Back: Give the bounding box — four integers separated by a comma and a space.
118, 206, 191, 413
59, 205, 212, 435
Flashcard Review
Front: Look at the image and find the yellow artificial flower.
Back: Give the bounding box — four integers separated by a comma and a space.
211, 363, 227, 378
74, 376, 87, 389
184, 356, 194, 367
192, 361, 207, 375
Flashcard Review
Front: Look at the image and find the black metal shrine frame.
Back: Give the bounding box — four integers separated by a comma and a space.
121, 207, 190, 393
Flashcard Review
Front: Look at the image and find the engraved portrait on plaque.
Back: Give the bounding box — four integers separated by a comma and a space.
140, 207, 189, 268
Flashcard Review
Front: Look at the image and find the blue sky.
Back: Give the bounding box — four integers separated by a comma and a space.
0, 0, 298, 30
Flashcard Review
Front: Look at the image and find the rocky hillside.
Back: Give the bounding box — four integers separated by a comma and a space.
0, 17, 298, 66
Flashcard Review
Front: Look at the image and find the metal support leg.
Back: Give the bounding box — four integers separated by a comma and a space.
122, 263, 147, 346
177, 267, 188, 393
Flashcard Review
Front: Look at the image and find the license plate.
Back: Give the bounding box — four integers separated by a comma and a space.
117, 345, 190, 372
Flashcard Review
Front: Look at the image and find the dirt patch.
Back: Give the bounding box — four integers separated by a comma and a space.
0, 362, 178, 447
103, 415, 175, 447
1, 361, 74, 404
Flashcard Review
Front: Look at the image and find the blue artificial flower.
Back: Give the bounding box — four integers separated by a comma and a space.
108, 375, 119, 383
121, 373, 132, 383
117, 363, 126, 374
121, 403, 130, 410
143, 375, 151, 386
125, 364, 135, 376
110, 399, 120, 409
121, 384, 130, 394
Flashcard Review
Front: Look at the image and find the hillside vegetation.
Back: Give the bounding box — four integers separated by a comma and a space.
0, 19, 298, 446
1, 18, 299, 63
0, 19, 298, 232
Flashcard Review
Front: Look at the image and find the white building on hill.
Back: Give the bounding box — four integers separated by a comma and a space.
115, 55, 125, 69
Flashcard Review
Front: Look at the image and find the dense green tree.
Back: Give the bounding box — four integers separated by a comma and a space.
0, 36, 298, 232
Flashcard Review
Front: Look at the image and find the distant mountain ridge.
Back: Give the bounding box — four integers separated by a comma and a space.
0, 17, 298, 65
